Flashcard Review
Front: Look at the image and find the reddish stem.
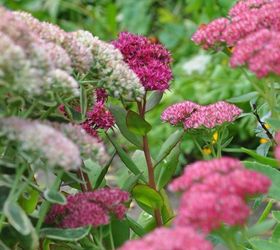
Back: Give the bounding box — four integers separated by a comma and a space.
137, 100, 163, 226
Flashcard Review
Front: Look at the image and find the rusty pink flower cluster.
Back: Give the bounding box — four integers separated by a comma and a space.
169, 157, 271, 232
119, 226, 213, 250
112, 32, 172, 91
161, 101, 242, 130
82, 102, 115, 134
46, 188, 129, 228
192, 0, 280, 77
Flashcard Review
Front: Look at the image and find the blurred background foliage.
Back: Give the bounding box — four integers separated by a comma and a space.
1, 0, 263, 168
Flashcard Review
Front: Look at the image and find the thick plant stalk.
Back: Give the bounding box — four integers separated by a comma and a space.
137, 101, 163, 226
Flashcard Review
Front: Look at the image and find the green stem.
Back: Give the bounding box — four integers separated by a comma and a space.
257, 200, 274, 224
109, 223, 115, 250
23, 100, 38, 118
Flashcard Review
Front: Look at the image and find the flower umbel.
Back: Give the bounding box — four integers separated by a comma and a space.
162, 101, 242, 130
169, 157, 271, 232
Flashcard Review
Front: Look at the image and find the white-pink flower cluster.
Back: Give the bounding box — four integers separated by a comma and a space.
72, 30, 145, 101
52, 122, 109, 165
0, 7, 80, 96
192, 0, 280, 77
161, 100, 242, 130
0, 117, 81, 170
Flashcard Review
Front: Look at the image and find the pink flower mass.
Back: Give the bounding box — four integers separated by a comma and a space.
82, 102, 115, 131
46, 188, 129, 228
161, 101, 242, 129
192, 0, 280, 77
170, 157, 271, 232
112, 32, 172, 91
119, 227, 213, 250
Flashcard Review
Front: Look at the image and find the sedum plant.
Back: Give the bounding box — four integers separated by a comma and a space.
0, 1, 280, 250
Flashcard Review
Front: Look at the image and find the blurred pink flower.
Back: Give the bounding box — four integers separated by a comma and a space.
119, 227, 213, 250
192, 0, 280, 77
230, 29, 280, 77
175, 192, 250, 232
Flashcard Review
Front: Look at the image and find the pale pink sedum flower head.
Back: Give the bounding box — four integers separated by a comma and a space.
161, 101, 200, 126
0, 7, 80, 96
51, 122, 109, 165
119, 227, 213, 250
0, 117, 81, 170
14, 11, 93, 73
46, 188, 129, 228
162, 101, 242, 130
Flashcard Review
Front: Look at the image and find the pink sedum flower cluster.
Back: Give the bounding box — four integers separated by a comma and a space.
192, 0, 280, 77
161, 100, 242, 130
46, 188, 129, 228
112, 32, 172, 91
82, 102, 115, 133
169, 157, 271, 232
119, 227, 213, 250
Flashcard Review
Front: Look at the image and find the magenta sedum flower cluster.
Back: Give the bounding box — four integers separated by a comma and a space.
112, 32, 173, 91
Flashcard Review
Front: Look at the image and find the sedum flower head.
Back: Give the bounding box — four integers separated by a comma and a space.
82, 102, 115, 131
162, 101, 242, 130
91, 36, 145, 101
230, 29, 280, 77
0, 7, 79, 96
0, 117, 81, 170
119, 227, 213, 250
51, 122, 109, 165
161, 101, 200, 126
169, 157, 271, 232
192, 0, 280, 78
112, 32, 173, 91
46, 188, 129, 228
14, 11, 93, 73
